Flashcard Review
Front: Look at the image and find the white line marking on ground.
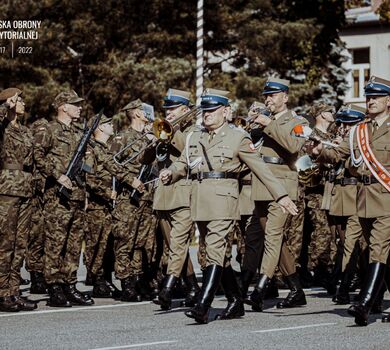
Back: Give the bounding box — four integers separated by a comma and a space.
0, 301, 151, 318
252, 322, 336, 333
88, 340, 178, 350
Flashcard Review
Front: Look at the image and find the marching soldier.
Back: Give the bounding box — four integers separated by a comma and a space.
247, 78, 309, 311
84, 114, 118, 298
160, 88, 298, 324
328, 104, 366, 304
110, 99, 156, 302
26, 117, 49, 295
0, 88, 36, 312
34, 91, 94, 307
309, 76, 390, 326
153, 88, 200, 310
304, 103, 336, 292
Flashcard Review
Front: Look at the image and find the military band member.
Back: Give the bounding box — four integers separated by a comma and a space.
248, 78, 308, 311
309, 76, 390, 326
160, 88, 297, 324
110, 99, 155, 302
34, 91, 94, 307
153, 89, 200, 310
328, 105, 365, 305
0, 88, 36, 312
304, 103, 336, 292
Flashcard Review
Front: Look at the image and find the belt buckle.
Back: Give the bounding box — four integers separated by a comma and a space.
363, 175, 370, 185
197, 172, 203, 182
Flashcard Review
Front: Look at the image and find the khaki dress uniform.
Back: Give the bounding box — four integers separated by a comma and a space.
316, 75, 390, 326
251, 109, 308, 278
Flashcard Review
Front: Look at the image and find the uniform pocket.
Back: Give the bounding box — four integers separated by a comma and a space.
215, 185, 238, 199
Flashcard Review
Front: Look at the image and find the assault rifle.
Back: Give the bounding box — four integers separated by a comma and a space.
58, 108, 103, 198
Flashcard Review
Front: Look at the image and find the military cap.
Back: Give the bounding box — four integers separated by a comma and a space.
163, 88, 192, 108
335, 104, 366, 124
200, 88, 230, 110
99, 114, 112, 125
0, 87, 22, 102
53, 90, 84, 110
262, 77, 290, 95
309, 103, 335, 118
364, 76, 390, 96
121, 98, 143, 111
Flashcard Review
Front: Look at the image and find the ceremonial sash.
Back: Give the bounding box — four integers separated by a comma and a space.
356, 123, 390, 192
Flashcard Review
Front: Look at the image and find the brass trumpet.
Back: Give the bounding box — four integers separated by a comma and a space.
113, 106, 199, 166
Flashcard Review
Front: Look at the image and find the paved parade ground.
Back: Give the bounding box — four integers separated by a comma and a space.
1, 249, 390, 350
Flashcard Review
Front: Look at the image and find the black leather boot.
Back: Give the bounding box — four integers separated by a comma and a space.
215, 266, 244, 320
240, 269, 255, 304
0, 296, 20, 312
63, 284, 94, 306
92, 277, 113, 298
371, 284, 386, 314
85, 271, 95, 286
120, 277, 142, 302
30, 271, 48, 294
20, 277, 30, 286
264, 277, 279, 299
276, 273, 307, 309
348, 262, 386, 326
247, 274, 270, 312
182, 274, 201, 307
153, 275, 178, 310
332, 272, 351, 305
12, 295, 37, 311
47, 284, 72, 307
185, 265, 223, 324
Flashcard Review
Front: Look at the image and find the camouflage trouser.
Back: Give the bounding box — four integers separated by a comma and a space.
84, 208, 112, 278
0, 195, 31, 297
197, 221, 235, 270
44, 197, 85, 285
112, 200, 157, 280
26, 195, 45, 273
129, 202, 158, 276
306, 193, 335, 271
285, 193, 305, 268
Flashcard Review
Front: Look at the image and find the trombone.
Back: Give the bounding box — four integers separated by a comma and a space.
113, 106, 199, 166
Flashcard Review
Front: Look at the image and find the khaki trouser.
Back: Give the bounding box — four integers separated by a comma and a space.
197, 220, 234, 267
256, 201, 296, 278
359, 215, 390, 264
162, 207, 195, 278
0, 195, 31, 297
341, 215, 365, 271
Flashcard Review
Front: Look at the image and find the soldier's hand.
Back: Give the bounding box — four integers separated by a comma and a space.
159, 169, 172, 185
132, 177, 145, 193
333, 135, 343, 145
58, 175, 73, 190
110, 190, 117, 200
277, 196, 298, 216
306, 139, 323, 157
6, 93, 18, 110
254, 114, 271, 126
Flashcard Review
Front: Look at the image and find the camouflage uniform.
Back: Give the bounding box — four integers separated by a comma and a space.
34, 119, 87, 285
26, 119, 49, 276
109, 127, 156, 281
305, 127, 336, 272
0, 104, 33, 298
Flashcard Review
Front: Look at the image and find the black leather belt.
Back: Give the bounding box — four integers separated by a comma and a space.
358, 175, 379, 185
334, 177, 358, 186
0, 162, 33, 173
240, 179, 252, 186
261, 156, 285, 165
190, 171, 238, 181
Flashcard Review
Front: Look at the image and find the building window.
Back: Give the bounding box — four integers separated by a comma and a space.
348, 47, 370, 101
